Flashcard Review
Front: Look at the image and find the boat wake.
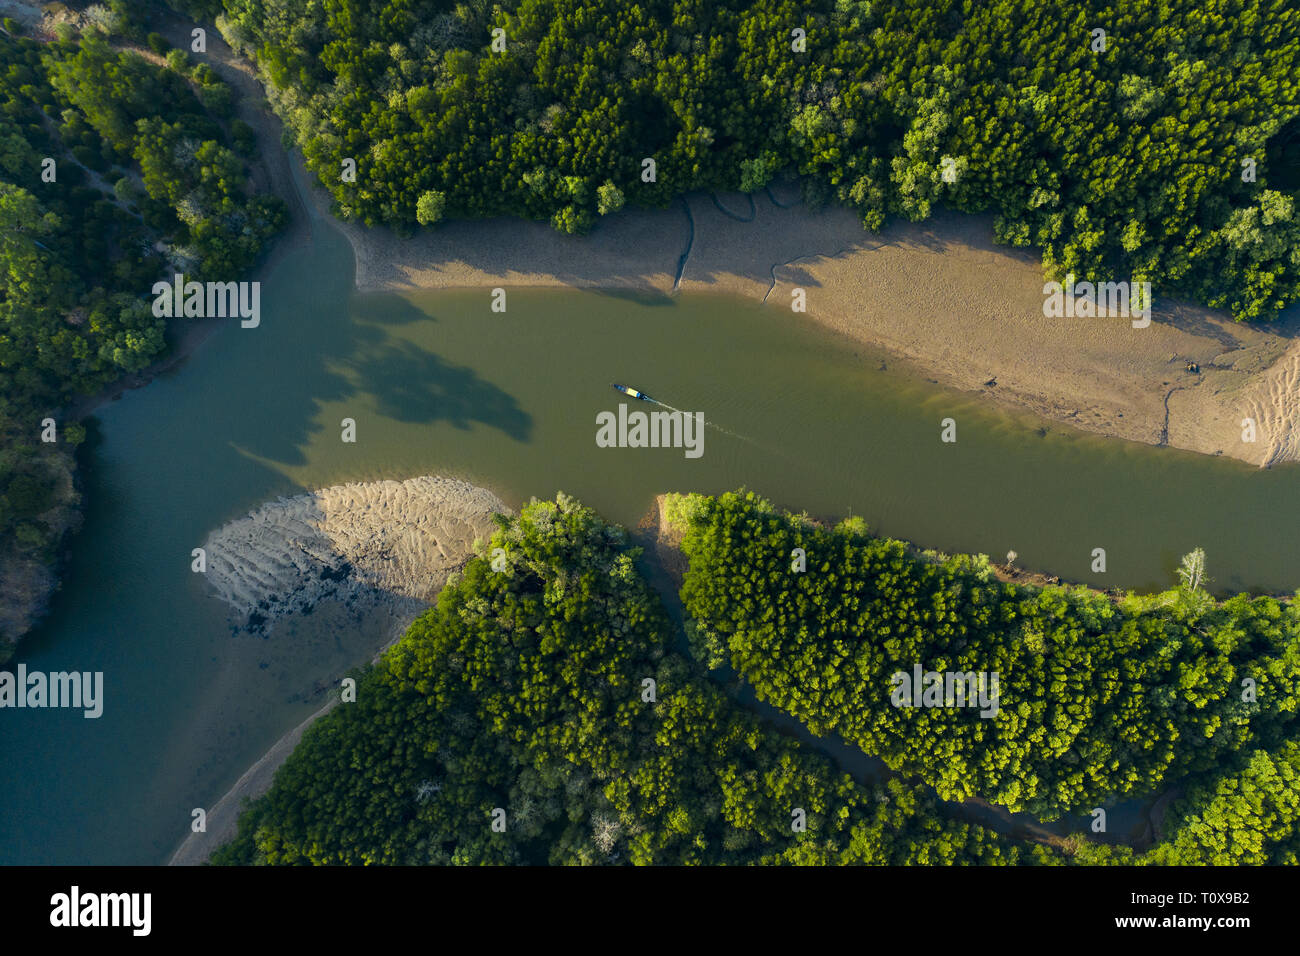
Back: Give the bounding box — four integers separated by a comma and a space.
609, 383, 757, 446
647, 398, 756, 445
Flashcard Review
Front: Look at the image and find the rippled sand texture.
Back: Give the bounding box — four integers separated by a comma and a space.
203, 476, 506, 631
171, 476, 508, 865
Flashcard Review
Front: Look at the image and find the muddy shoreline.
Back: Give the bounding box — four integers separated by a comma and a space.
169, 475, 508, 865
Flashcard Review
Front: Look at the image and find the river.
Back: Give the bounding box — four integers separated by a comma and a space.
2, 202, 1299, 864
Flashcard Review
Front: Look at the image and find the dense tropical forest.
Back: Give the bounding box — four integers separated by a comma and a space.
215, 491, 1300, 864
0, 3, 284, 656
1142, 740, 1300, 864
205, 0, 1300, 321
669, 489, 1300, 863
214, 494, 1043, 865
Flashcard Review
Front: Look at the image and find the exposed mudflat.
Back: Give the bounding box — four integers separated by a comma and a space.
203, 476, 506, 633
334, 182, 1300, 469
169, 475, 507, 865
169, 10, 1300, 468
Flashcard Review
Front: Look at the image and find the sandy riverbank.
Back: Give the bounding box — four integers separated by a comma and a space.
325, 180, 1300, 468
203, 475, 505, 632
167, 697, 333, 866
169, 475, 507, 864
133, 3, 1300, 467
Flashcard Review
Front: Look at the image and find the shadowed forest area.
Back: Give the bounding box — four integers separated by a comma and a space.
0, 2, 284, 654
1, 0, 1297, 871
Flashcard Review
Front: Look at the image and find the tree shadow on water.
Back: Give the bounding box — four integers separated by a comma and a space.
351, 339, 532, 442
349, 290, 444, 326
